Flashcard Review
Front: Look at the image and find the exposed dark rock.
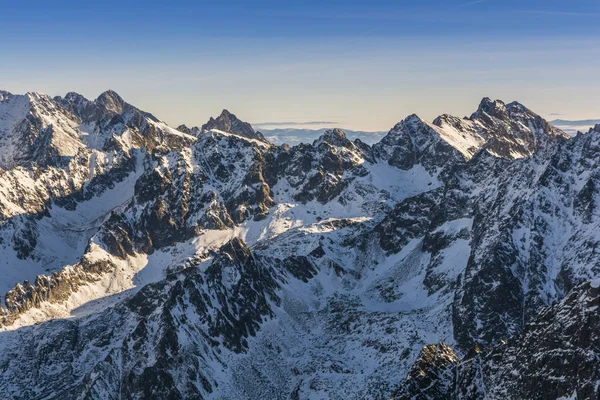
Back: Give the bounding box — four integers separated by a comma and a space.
394, 281, 600, 400
201, 109, 267, 142
391, 343, 459, 400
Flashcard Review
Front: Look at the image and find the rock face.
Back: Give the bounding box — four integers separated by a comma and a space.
201, 109, 268, 142
0, 91, 595, 400
433, 97, 569, 159
391, 343, 459, 400
372, 114, 468, 170
0, 91, 84, 168
394, 281, 600, 400
264, 128, 370, 204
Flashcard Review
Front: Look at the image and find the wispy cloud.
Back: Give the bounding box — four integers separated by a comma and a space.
548, 113, 563, 116
457, 0, 488, 9
521, 10, 600, 17
551, 119, 600, 125
254, 121, 338, 127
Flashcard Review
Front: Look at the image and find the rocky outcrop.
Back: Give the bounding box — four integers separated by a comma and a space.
1, 256, 116, 325
391, 343, 459, 400
56, 89, 196, 153
372, 114, 468, 170
201, 109, 268, 142
433, 97, 569, 159
264, 128, 369, 204
394, 280, 600, 400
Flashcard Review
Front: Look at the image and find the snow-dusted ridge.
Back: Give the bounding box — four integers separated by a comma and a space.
0, 89, 594, 400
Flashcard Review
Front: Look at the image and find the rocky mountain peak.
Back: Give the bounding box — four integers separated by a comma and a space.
317, 128, 356, 149
323, 127, 346, 139
505, 100, 528, 111
0, 90, 12, 101
473, 97, 508, 119
201, 109, 267, 142
61, 91, 89, 105
95, 89, 125, 114
402, 113, 425, 127
219, 109, 236, 120
371, 112, 470, 170
432, 113, 456, 125
431, 97, 569, 159
383, 114, 433, 140
23, 92, 58, 112
176, 124, 191, 134
54, 92, 92, 120
56, 89, 129, 123
25, 91, 50, 101
392, 114, 441, 139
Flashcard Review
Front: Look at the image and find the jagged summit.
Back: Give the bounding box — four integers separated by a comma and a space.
474, 97, 544, 120
316, 128, 356, 148
201, 109, 267, 142
56, 89, 139, 122
24, 91, 51, 101
57, 89, 160, 122
0, 90, 11, 101
385, 113, 430, 137
386, 113, 425, 131
176, 124, 192, 134
323, 127, 346, 138
431, 97, 568, 159
60, 91, 88, 107
0, 90, 83, 168
403, 113, 423, 123
473, 96, 509, 119
372, 113, 471, 170
58, 89, 123, 105
9, 90, 567, 163
95, 89, 125, 114
1, 89, 195, 165
472, 97, 535, 124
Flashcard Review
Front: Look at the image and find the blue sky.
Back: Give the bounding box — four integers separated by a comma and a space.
2, 0, 599, 130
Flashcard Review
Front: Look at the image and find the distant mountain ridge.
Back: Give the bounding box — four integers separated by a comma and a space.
260, 127, 386, 145
551, 118, 600, 126
177, 109, 268, 143
550, 118, 600, 136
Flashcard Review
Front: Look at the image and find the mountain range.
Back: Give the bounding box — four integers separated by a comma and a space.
550, 119, 600, 136
258, 128, 386, 146
0, 89, 597, 399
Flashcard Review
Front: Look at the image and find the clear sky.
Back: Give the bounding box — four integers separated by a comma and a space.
2, 0, 599, 131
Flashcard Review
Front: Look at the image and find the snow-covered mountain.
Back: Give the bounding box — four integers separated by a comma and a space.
0, 90, 596, 399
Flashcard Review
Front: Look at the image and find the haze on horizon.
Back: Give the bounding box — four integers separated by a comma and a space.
2, 0, 599, 131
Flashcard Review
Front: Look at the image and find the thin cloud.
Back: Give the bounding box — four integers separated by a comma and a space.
521, 10, 600, 17
254, 121, 338, 127
548, 113, 562, 116
551, 119, 600, 126
457, 0, 488, 8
